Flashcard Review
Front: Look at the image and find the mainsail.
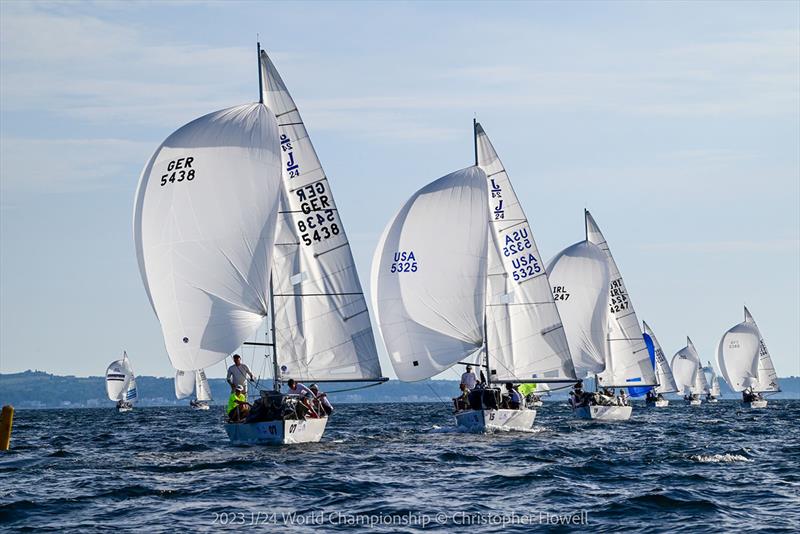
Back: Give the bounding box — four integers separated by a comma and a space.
643, 321, 678, 394
476, 123, 576, 383
133, 102, 283, 371
372, 166, 489, 381
260, 51, 384, 382
671, 337, 701, 395
704, 363, 721, 397
546, 241, 610, 377
195, 369, 213, 402
717, 307, 779, 393
585, 211, 656, 387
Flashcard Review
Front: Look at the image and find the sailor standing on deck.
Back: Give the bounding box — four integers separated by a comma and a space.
461, 365, 478, 390
227, 354, 255, 395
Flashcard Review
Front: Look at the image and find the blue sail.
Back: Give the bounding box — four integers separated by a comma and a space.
627, 333, 656, 397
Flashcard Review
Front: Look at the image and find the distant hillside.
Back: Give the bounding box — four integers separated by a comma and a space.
1, 370, 798, 408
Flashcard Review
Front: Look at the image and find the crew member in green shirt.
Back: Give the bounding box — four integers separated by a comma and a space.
227, 384, 250, 422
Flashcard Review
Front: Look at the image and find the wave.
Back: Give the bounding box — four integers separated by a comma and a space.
690, 453, 752, 463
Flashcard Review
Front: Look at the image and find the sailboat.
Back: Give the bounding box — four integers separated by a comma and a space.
703, 362, 721, 403
547, 211, 657, 421
133, 44, 385, 445
106, 352, 137, 412
717, 306, 780, 408
642, 321, 677, 407
671, 338, 704, 405
372, 121, 576, 433
175, 369, 213, 410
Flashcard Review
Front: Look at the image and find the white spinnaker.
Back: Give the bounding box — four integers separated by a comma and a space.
717, 310, 761, 392
195, 369, 213, 401
260, 51, 383, 382
546, 241, 610, 377
106, 358, 129, 402
585, 211, 656, 387
372, 166, 489, 382
671, 338, 700, 395
643, 321, 678, 394
707, 365, 721, 397
476, 124, 575, 383
746, 307, 780, 392
134, 103, 282, 371
175, 370, 195, 400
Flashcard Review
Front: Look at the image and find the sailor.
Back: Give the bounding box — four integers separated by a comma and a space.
286, 379, 318, 417
505, 383, 522, 410
226, 354, 255, 395
453, 383, 470, 411
646, 389, 657, 402
461, 365, 478, 390
309, 384, 334, 416
619, 389, 628, 406
227, 384, 250, 422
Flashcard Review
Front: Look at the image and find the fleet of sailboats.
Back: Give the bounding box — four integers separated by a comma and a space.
114, 43, 783, 435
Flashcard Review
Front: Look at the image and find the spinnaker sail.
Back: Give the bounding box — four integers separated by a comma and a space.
717, 306, 779, 393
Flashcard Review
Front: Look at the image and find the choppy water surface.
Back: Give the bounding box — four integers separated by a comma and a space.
2, 401, 799, 532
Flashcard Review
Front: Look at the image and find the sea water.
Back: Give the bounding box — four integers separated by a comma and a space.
1, 401, 799, 532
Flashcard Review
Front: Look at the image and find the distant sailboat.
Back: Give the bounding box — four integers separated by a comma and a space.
642, 321, 677, 407
133, 44, 386, 445
175, 369, 213, 410
548, 211, 657, 421
717, 306, 779, 408
106, 352, 137, 412
671, 338, 704, 405
372, 121, 576, 433
703, 362, 721, 403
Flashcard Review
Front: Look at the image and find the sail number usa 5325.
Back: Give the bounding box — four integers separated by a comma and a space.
159, 157, 195, 186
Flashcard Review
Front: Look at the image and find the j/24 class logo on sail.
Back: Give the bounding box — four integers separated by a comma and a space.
160, 158, 195, 186
391, 251, 418, 273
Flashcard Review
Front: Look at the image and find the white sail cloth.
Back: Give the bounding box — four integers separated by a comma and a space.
585, 211, 655, 387
671, 338, 701, 395
643, 321, 678, 394
133, 103, 282, 371
106, 353, 137, 402
195, 369, 213, 401
260, 51, 383, 381
717, 307, 780, 392
546, 241, 610, 377
477, 123, 575, 383
372, 166, 489, 381
175, 370, 195, 400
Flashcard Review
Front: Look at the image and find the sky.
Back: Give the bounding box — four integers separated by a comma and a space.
1, 1, 798, 382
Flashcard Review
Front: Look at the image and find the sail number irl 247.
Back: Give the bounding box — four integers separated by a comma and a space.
160, 158, 195, 186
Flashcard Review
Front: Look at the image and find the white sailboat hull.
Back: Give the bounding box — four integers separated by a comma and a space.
745, 400, 768, 409
688, 399, 701, 406
117, 406, 133, 413
454, 409, 536, 432
573, 405, 632, 421
191, 404, 210, 411
707, 398, 719, 404
225, 417, 328, 445
648, 399, 669, 407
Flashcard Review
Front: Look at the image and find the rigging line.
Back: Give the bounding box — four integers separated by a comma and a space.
323, 381, 388, 394
426, 383, 452, 408
273, 292, 365, 297
275, 108, 299, 118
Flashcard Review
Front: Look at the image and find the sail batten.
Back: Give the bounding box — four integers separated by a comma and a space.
477, 123, 576, 383
261, 51, 384, 382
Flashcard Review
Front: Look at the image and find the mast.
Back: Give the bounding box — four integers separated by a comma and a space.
269, 274, 280, 391
257, 41, 264, 104
473, 118, 478, 166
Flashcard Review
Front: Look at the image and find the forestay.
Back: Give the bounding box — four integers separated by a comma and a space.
260, 51, 383, 382
585, 211, 655, 387
643, 321, 678, 394
671, 338, 700, 395
546, 241, 610, 377
476, 123, 575, 383
372, 167, 488, 381
133, 104, 282, 371
175, 370, 195, 400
